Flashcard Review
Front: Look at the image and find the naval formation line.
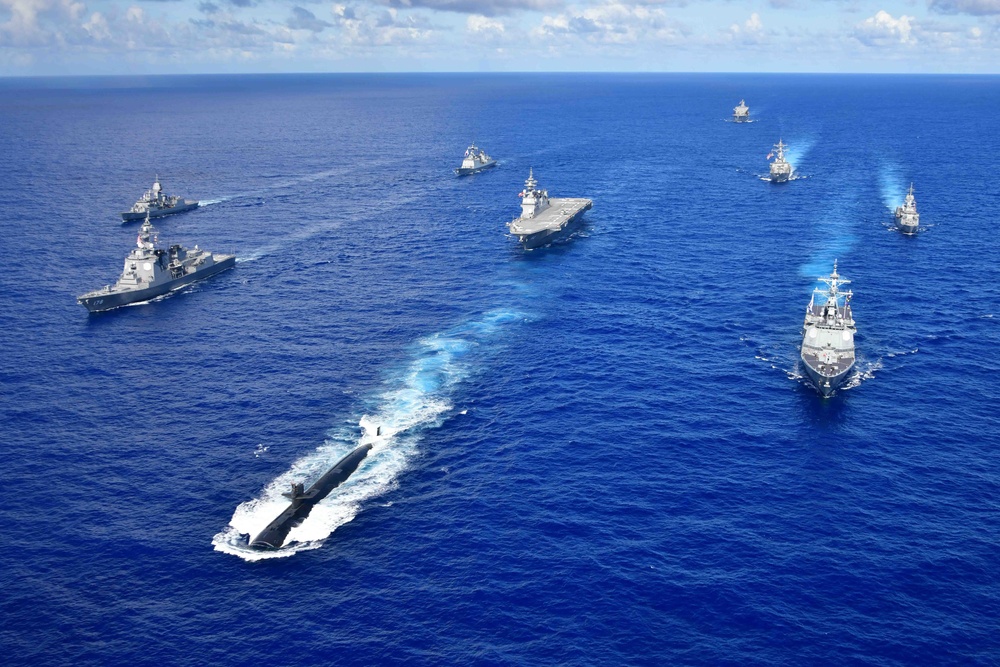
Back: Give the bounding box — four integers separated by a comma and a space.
76, 98, 926, 551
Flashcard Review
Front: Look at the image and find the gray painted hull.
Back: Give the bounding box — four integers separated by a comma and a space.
78, 255, 235, 313
801, 359, 853, 397
770, 172, 790, 183
516, 206, 590, 249
121, 200, 199, 222
899, 222, 918, 235
455, 161, 497, 176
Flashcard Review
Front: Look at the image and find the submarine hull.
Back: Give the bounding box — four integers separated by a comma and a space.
249, 443, 373, 550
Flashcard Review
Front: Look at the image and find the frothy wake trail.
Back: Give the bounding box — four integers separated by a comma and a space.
783, 137, 816, 174
878, 160, 908, 214
213, 309, 526, 561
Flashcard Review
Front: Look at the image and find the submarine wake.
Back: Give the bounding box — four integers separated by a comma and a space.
213, 309, 525, 561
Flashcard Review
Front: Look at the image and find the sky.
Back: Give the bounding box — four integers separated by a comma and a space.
1, 0, 999, 75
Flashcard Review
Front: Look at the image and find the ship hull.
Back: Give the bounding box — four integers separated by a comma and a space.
78, 255, 235, 313
899, 223, 918, 235
733, 115, 750, 123
121, 200, 199, 222
514, 202, 592, 249
770, 171, 791, 183
455, 160, 497, 176
801, 357, 853, 397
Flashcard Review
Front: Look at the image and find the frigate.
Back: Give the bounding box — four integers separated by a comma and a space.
768, 140, 792, 183
895, 183, 920, 234
508, 169, 592, 249
78, 215, 235, 312
455, 144, 497, 176
800, 261, 856, 397
733, 99, 750, 122
121, 176, 199, 222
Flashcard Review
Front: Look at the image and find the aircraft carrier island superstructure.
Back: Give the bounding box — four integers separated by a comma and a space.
507, 169, 592, 249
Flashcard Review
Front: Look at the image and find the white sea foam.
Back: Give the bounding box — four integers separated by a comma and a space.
213, 309, 524, 561
879, 161, 907, 212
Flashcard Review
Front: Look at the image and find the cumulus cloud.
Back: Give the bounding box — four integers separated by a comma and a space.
538, 2, 686, 44
929, 0, 1000, 15
467, 14, 504, 34
853, 10, 916, 46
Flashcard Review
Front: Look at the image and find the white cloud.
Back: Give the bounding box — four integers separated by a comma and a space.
537, 2, 686, 45
854, 10, 915, 46
467, 14, 504, 35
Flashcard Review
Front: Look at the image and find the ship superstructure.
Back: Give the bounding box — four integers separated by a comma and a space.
78, 216, 235, 312
121, 176, 199, 222
455, 144, 497, 176
768, 140, 792, 183
733, 99, 750, 122
895, 183, 920, 234
507, 169, 592, 249
800, 261, 856, 397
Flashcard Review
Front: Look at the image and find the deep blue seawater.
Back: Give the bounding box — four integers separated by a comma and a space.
1, 73, 998, 666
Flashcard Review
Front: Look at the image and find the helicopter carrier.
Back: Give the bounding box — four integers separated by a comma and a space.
78, 216, 235, 312
800, 261, 856, 397
508, 169, 592, 249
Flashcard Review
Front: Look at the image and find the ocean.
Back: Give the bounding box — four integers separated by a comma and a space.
0, 73, 997, 665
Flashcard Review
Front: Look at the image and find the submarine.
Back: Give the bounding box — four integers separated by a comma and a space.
248, 443, 373, 550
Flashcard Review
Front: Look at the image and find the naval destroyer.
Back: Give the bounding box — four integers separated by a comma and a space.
78, 216, 235, 312
800, 261, 856, 397
508, 169, 592, 249
455, 144, 497, 176
733, 99, 750, 122
768, 140, 792, 183
121, 176, 199, 222
895, 183, 920, 234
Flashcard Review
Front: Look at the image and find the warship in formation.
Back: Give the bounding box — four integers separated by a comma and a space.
455, 144, 496, 176
508, 169, 592, 249
248, 443, 373, 550
800, 261, 856, 397
78, 216, 235, 313
768, 140, 792, 183
121, 176, 199, 222
895, 183, 920, 234
733, 99, 750, 122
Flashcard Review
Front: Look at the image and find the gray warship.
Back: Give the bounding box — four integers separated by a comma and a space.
895, 183, 920, 234
768, 140, 792, 183
508, 169, 592, 249
121, 176, 199, 222
733, 99, 750, 122
800, 261, 856, 397
78, 216, 235, 313
455, 144, 497, 176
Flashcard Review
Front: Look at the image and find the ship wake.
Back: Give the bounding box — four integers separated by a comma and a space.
212, 309, 525, 561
